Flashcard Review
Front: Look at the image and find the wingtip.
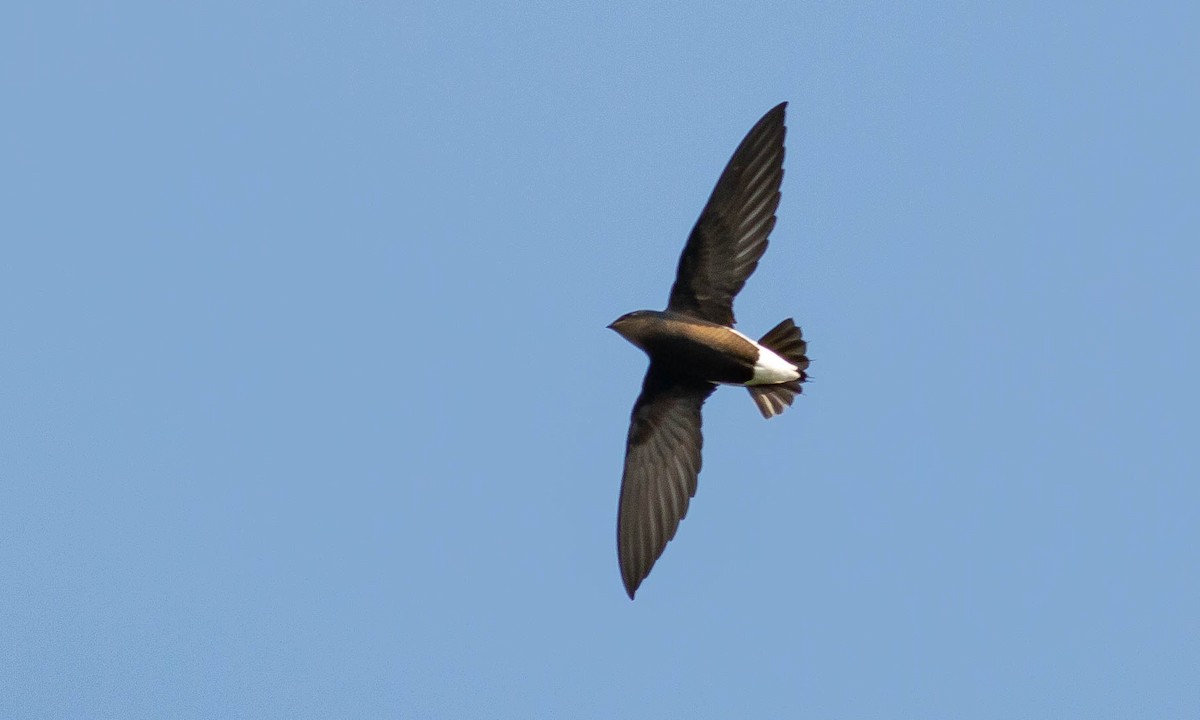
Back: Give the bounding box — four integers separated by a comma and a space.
750, 103, 787, 133
753, 102, 788, 141
623, 577, 639, 600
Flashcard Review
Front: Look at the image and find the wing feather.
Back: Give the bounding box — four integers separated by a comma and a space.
616, 364, 715, 598
667, 102, 788, 326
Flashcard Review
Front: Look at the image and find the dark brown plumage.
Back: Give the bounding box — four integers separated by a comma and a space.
667, 102, 786, 327
609, 102, 809, 599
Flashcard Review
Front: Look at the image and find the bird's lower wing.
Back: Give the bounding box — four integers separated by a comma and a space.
617, 363, 716, 598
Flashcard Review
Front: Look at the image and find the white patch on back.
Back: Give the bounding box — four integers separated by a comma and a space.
731, 328, 801, 386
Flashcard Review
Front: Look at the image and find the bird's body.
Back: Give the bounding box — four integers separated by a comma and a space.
609, 310, 800, 387
609, 102, 809, 599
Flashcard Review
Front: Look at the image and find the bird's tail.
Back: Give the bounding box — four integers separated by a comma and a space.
747, 318, 810, 419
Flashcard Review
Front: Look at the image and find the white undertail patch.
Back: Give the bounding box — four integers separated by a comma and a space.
731, 329, 801, 386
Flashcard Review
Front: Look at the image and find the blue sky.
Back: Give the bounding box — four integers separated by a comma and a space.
3, 1, 1198, 717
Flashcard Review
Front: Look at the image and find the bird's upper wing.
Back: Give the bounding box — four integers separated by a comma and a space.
667, 102, 788, 326
617, 363, 716, 599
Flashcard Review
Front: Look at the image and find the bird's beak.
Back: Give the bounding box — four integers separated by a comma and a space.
606, 322, 616, 330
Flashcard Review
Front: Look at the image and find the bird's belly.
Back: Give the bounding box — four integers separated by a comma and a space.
644, 332, 756, 385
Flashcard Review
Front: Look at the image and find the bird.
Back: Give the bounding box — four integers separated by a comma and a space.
608, 102, 809, 599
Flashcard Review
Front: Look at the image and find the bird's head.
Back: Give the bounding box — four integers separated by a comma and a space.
607, 310, 658, 350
